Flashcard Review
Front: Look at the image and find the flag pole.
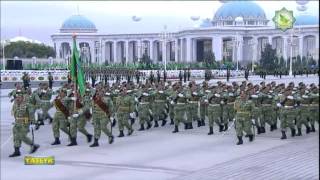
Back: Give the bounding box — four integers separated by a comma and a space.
72, 33, 77, 113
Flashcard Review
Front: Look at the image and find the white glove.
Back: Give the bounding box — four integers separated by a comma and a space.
72, 114, 79, 118
268, 95, 272, 98
287, 96, 294, 100
205, 90, 211, 93
251, 119, 255, 124
215, 93, 221, 98
68, 116, 71, 120
251, 95, 258, 98
170, 100, 174, 105
135, 97, 139, 102
70, 97, 76, 101
229, 93, 234, 96
277, 103, 282, 107
159, 91, 164, 94
302, 95, 308, 98
178, 93, 184, 97
37, 109, 43, 115
50, 99, 55, 103
42, 90, 47, 93
143, 93, 149, 96
110, 117, 114, 121
130, 113, 135, 118
204, 99, 208, 103
220, 101, 225, 105
105, 92, 111, 96
192, 92, 198, 96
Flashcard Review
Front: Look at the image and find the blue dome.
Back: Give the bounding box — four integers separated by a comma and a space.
294, 15, 319, 25
200, 19, 212, 28
60, 15, 97, 32
214, 1, 266, 19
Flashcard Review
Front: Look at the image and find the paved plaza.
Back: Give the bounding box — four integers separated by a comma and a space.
0, 76, 319, 180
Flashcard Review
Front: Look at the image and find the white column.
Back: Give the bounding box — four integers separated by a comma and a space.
212, 36, 222, 61
237, 36, 243, 62
298, 36, 303, 57
113, 41, 117, 63
125, 40, 129, 65
315, 35, 319, 61
186, 37, 192, 62
89, 42, 95, 64
175, 39, 179, 62
180, 39, 184, 62
192, 39, 197, 61
101, 40, 105, 64
150, 40, 154, 61
55, 42, 61, 58
252, 36, 258, 63
137, 40, 142, 60
268, 36, 272, 45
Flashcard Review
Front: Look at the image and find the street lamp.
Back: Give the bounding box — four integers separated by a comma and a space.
232, 35, 241, 71
159, 25, 174, 71
288, 28, 297, 76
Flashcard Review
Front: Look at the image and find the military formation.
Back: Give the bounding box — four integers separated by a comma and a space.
8, 77, 319, 157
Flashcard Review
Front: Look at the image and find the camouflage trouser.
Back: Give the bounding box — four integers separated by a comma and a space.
137, 104, 151, 125
27, 105, 36, 124
252, 107, 261, 127
261, 105, 275, 127
187, 103, 199, 123
223, 104, 234, 123
200, 104, 208, 120
235, 115, 253, 137
153, 102, 166, 121
42, 102, 51, 119
280, 108, 296, 131
52, 112, 69, 139
92, 115, 112, 139
297, 106, 310, 129
310, 105, 319, 126
174, 105, 186, 126
168, 102, 174, 120
77, 115, 90, 136
207, 105, 222, 127
68, 116, 78, 138
13, 123, 32, 148
117, 112, 132, 131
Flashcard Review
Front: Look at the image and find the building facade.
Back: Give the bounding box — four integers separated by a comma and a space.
51, 1, 319, 68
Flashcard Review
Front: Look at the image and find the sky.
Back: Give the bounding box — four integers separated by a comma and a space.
1, 1, 319, 46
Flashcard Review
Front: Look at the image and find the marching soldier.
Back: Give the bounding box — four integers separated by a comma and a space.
171, 84, 187, 133
38, 83, 53, 125
222, 85, 236, 130
199, 81, 209, 127
296, 86, 311, 136
308, 84, 318, 132
9, 91, 40, 157
136, 85, 153, 130
186, 82, 201, 128
207, 86, 224, 135
88, 89, 114, 147
234, 90, 255, 145
115, 87, 134, 137
152, 83, 168, 127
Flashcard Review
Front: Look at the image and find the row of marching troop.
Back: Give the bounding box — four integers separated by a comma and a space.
7, 79, 319, 157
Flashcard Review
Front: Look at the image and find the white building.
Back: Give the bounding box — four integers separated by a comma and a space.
51, 1, 319, 68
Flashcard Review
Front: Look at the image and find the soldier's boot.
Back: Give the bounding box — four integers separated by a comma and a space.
67, 138, 77, 146
86, 134, 93, 143
201, 119, 205, 126
51, 138, 61, 145
306, 126, 311, 134
112, 119, 117, 127
236, 136, 243, 145
261, 127, 266, 133
9, 147, 21, 157
184, 123, 188, 130
290, 128, 296, 137
170, 118, 174, 125
172, 125, 179, 133
297, 128, 302, 136
208, 126, 214, 135
189, 123, 193, 129
154, 120, 159, 128
138, 124, 145, 131
223, 124, 228, 131
248, 134, 254, 142
108, 136, 114, 144
219, 125, 224, 132
146, 122, 152, 129
270, 125, 274, 131
90, 138, 99, 147
197, 120, 201, 127
128, 129, 134, 136
274, 123, 278, 130
257, 126, 261, 134
161, 119, 167, 126
245, 134, 249, 137
118, 130, 124, 137
30, 144, 40, 154
280, 131, 287, 139
311, 125, 316, 132
229, 118, 233, 122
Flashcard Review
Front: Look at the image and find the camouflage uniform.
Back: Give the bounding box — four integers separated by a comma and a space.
115, 91, 134, 137
207, 92, 223, 135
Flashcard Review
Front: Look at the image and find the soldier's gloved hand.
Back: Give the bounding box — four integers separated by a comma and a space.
129, 113, 135, 119
50, 99, 55, 103
78, 109, 83, 115
276, 103, 282, 107
110, 117, 114, 121
70, 97, 76, 101
73, 114, 79, 118
170, 100, 174, 105
30, 124, 36, 129
68, 116, 71, 120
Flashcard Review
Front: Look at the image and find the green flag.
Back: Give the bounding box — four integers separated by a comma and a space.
70, 36, 86, 96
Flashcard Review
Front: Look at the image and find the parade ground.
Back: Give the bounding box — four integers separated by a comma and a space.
0, 75, 319, 180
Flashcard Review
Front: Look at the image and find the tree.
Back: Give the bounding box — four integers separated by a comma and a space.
2, 41, 55, 58
260, 44, 277, 72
